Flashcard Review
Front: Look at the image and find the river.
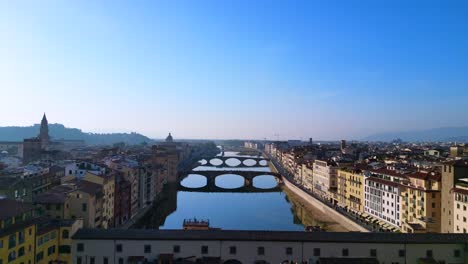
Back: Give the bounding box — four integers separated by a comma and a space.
135, 151, 348, 231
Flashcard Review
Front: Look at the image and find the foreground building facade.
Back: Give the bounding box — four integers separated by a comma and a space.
72, 229, 468, 264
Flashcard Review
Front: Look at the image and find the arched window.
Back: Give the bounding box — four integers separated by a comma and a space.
62, 230, 69, 239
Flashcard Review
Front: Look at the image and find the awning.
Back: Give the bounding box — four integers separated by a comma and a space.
361, 213, 369, 218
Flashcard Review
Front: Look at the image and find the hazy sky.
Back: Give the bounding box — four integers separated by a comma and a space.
1, 1, 468, 140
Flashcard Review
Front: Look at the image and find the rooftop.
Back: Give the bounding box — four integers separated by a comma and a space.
73, 229, 468, 244
0, 199, 34, 220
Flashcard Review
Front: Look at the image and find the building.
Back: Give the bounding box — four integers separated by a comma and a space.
336, 167, 365, 213
0, 141, 23, 158
0, 198, 83, 264
0, 199, 36, 264
452, 179, 468, 233
400, 171, 442, 233
450, 146, 465, 158
83, 172, 115, 229
72, 229, 468, 264
340, 140, 346, 151
300, 163, 314, 190
441, 160, 468, 233
312, 160, 338, 202
364, 168, 404, 230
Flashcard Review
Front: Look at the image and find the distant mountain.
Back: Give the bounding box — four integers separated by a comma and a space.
0, 123, 152, 145
364, 126, 468, 142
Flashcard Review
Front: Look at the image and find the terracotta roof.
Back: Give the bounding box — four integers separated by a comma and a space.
366, 177, 400, 187
453, 187, 468, 195
0, 199, 34, 220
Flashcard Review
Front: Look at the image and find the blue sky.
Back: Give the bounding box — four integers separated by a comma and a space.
1, 0, 468, 140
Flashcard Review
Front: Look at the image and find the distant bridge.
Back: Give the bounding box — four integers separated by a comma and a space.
200, 156, 270, 168
178, 170, 282, 193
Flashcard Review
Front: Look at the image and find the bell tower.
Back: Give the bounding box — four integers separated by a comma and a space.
39, 113, 50, 148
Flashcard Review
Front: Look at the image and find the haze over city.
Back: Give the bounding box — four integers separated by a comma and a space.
1, 0, 468, 140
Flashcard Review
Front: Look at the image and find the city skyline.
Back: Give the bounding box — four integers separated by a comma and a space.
1, 1, 468, 140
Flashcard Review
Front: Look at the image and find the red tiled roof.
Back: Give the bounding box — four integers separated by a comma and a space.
453, 187, 468, 195
366, 176, 400, 187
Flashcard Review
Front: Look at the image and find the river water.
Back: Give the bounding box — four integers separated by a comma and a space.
136, 151, 343, 231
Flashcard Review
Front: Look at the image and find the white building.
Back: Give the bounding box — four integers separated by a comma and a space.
453, 179, 468, 233
312, 160, 338, 202
364, 168, 404, 229
72, 229, 468, 264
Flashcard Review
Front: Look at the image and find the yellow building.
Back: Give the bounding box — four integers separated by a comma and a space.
0, 199, 36, 264
400, 171, 442, 233
336, 167, 365, 213
0, 199, 82, 264
35, 219, 83, 264
84, 172, 115, 229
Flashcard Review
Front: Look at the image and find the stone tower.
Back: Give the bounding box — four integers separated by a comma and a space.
39, 113, 50, 148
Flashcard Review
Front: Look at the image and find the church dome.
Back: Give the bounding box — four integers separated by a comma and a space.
165, 133, 173, 142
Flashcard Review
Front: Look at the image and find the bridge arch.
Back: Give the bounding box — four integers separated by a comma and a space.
242, 158, 258, 167
179, 174, 208, 189
214, 173, 246, 189
225, 157, 242, 167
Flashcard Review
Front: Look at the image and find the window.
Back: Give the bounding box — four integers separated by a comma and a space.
18, 231, 25, 244
286, 247, 293, 255
58, 245, 71, 254
82, 203, 87, 212
426, 250, 433, 258
77, 243, 84, 252
313, 248, 321, 256
36, 252, 44, 262
257, 247, 265, 256
342, 248, 349, 256
103, 257, 109, 264
229, 246, 236, 255
0, 240, 3, 248
370, 249, 377, 257
90, 257, 95, 264
8, 234, 16, 249
432, 203, 435, 208
201, 246, 208, 254
118, 258, 124, 264
62, 230, 69, 239
173, 245, 180, 253
77, 257, 82, 264
399, 249, 405, 257
17, 246, 25, 258
144, 245, 151, 253
116, 244, 122, 252
454, 249, 460, 257
47, 246, 55, 256
8, 251, 17, 262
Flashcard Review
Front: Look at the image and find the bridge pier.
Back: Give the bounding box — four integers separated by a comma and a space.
244, 178, 252, 187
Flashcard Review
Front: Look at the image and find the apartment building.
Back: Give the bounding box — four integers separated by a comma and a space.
312, 160, 338, 202
337, 167, 365, 213
453, 179, 468, 233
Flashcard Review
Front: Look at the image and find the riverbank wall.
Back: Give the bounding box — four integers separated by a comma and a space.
269, 159, 369, 232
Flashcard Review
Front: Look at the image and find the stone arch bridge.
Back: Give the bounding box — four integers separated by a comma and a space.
178, 170, 282, 193
201, 156, 270, 168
